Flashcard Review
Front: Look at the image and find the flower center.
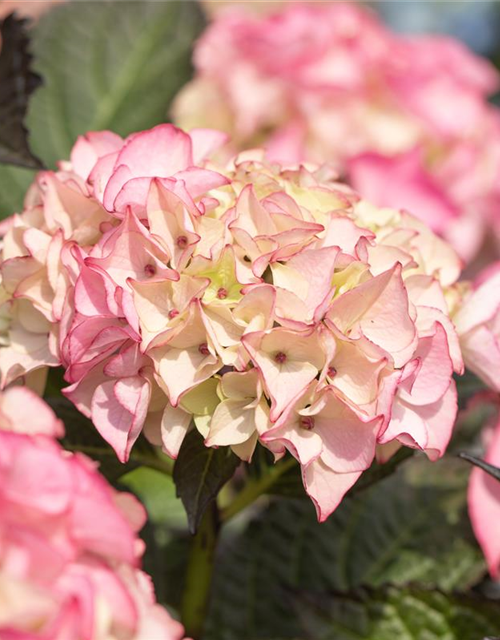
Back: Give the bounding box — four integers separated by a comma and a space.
216, 287, 228, 300
198, 342, 210, 356
274, 351, 287, 364
327, 366, 337, 378
176, 235, 188, 249
144, 263, 156, 277
168, 309, 179, 319
299, 416, 315, 430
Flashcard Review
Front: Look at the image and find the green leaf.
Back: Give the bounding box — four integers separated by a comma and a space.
0, 14, 43, 169
25, 0, 205, 168
173, 428, 240, 534
205, 460, 485, 640
0, 164, 35, 217
459, 452, 500, 482
298, 587, 500, 640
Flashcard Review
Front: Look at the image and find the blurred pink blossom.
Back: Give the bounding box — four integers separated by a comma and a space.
0, 386, 186, 639
173, 2, 500, 262
468, 406, 500, 579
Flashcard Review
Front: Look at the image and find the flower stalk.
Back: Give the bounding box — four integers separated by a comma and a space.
220, 456, 297, 523
181, 501, 220, 640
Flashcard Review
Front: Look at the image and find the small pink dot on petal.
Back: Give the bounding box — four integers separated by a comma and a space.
168, 309, 179, 319
198, 343, 210, 356
327, 366, 337, 378
176, 235, 188, 249
299, 416, 315, 430
144, 264, 156, 277
274, 352, 287, 364
217, 287, 228, 300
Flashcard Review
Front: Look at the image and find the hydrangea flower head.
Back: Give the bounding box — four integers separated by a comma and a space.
173, 2, 500, 262
0, 123, 463, 520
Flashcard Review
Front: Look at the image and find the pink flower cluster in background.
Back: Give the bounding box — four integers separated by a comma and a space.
0, 123, 465, 520
468, 403, 500, 580
173, 2, 500, 262
454, 265, 500, 578
0, 386, 186, 640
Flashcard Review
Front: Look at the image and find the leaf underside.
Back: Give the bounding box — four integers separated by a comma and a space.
174, 428, 240, 534
459, 452, 500, 482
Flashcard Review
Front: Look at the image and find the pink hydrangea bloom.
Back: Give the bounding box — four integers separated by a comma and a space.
0, 386, 186, 639
173, 2, 500, 262
0, 123, 464, 520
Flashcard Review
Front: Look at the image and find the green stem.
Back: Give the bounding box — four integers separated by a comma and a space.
181, 502, 220, 640
220, 456, 297, 523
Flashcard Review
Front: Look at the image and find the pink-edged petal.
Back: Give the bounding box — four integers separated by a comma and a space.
328, 339, 388, 405
103, 342, 144, 378
379, 398, 429, 451
243, 328, 324, 421
118, 124, 193, 177
380, 379, 457, 461
156, 345, 219, 407
173, 167, 230, 198
420, 380, 457, 461
103, 164, 133, 211
320, 214, 374, 255
75, 265, 120, 317
91, 377, 150, 462
0, 386, 64, 437
272, 246, 339, 318
303, 458, 362, 522
161, 403, 192, 458
263, 419, 323, 466
327, 263, 416, 368
415, 305, 463, 374
398, 323, 453, 407
70, 130, 123, 181
89, 151, 119, 205
63, 362, 107, 418
312, 389, 381, 473
102, 125, 193, 210
113, 176, 154, 213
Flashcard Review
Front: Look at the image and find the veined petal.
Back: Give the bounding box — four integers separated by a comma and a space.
304, 458, 362, 522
